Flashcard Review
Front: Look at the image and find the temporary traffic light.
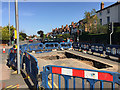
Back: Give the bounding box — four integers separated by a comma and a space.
108, 23, 112, 31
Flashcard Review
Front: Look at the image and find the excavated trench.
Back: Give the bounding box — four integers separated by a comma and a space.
38, 52, 112, 69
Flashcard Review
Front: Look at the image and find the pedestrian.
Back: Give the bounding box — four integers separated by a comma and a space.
67, 38, 70, 42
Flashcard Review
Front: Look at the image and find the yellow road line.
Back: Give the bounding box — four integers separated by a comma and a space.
53, 82, 58, 88
10, 85, 17, 88
48, 81, 52, 88
5, 84, 19, 90
6, 85, 13, 88
48, 81, 58, 89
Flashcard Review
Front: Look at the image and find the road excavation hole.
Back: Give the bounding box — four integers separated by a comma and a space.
65, 52, 112, 69
36, 52, 112, 69
38, 53, 66, 60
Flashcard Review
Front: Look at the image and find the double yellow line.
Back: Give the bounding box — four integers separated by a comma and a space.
4, 84, 19, 90
48, 81, 58, 89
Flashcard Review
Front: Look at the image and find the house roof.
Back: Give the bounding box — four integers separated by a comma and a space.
96, 1, 120, 13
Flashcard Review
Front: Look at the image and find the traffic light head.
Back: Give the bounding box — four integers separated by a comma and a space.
108, 23, 112, 31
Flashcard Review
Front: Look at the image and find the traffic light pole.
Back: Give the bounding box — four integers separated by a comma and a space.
15, 0, 20, 74
110, 22, 114, 45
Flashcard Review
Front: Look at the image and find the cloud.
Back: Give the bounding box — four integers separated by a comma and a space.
21, 12, 35, 16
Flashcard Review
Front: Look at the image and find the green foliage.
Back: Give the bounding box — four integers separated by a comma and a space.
83, 9, 107, 34
2, 25, 16, 40
62, 33, 70, 39
19, 35, 24, 41
2, 27, 10, 40
115, 26, 120, 32
19, 32, 27, 39
56, 34, 62, 38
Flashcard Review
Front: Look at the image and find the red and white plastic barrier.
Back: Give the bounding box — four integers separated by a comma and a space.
52, 67, 113, 82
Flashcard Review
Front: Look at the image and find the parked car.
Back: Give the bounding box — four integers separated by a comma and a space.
29, 39, 33, 42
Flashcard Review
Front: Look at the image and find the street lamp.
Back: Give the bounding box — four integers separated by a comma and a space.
9, 0, 11, 45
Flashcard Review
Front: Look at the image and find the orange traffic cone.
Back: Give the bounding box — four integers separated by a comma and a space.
3, 46, 5, 53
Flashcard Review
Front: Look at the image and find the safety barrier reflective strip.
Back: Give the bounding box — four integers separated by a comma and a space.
25, 53, 30, 59
52, 67, 113, 82
10, 50, 17, 53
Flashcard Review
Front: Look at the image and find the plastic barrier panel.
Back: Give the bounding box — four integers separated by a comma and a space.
80, 43, 90, 51
24, 52, 39, 88
21, 44, 28, 51
41, 65, 120, 89
72, 42, 80, 49
106, 45, 120, 58
28, 43, 34, 51
33, 43, 43, 51
7, 48, 17, 68
60, 42, 72, 49
91, 44, 104, 54
19, 49, 24, 69
45, 42, 59, 50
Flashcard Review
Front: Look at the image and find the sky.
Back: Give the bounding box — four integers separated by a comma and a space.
1, 2, 115, 35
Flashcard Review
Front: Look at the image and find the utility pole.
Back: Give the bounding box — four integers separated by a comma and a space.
9, 0, 11, 45
15, 0, 20, 74
110, 22, 114, 45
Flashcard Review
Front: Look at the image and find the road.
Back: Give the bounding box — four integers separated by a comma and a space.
1, 41, 120, 89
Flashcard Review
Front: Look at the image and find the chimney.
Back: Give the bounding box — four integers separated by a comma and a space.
62, 25, 63, 29
66, 24, 68, 28
101, 2, 104, 10
71, 22, 74, 25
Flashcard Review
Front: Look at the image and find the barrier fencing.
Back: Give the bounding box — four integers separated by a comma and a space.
41, 65, 120, 89
106, 45, 120, 58
60, 42, 72, 50
80, 43, 90, 51
24, 52, 39, 88
72, 42, 120, 58
72, 42, 80, 49
7, 42, 120, 89
45, 42, 59, 50
90, 44, 105, 54
7, 48, 17, 68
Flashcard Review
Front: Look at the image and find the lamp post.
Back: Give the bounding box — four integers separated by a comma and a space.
15, 0, 20, 74
9, 0, 11, 45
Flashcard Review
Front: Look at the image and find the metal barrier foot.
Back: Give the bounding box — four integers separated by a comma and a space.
24, 74, 30, 79
11, 70, 18, 74
9, 66, 12, 70
100, 54, 103, 57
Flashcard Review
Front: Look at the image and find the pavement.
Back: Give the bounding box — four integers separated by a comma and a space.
0, 45, 30, 89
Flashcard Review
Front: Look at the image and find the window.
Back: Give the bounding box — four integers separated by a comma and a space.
100, 19, 102, 25
107, 16, 110, 24
107, 9, 110, 14
99, 12, 102, 16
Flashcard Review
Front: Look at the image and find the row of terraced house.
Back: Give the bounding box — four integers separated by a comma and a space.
47, 1, 120, 41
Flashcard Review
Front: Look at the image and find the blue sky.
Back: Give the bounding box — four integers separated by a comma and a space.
2, 2, 114, 35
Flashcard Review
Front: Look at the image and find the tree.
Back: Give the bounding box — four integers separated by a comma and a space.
37, 30, 44, 41
83, 9, 101, 34
2, 25, 16, 41
19, 31, 27, 40
2, 27, 10, 40
62, 33, 70, 39
37, 30, 44, 37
